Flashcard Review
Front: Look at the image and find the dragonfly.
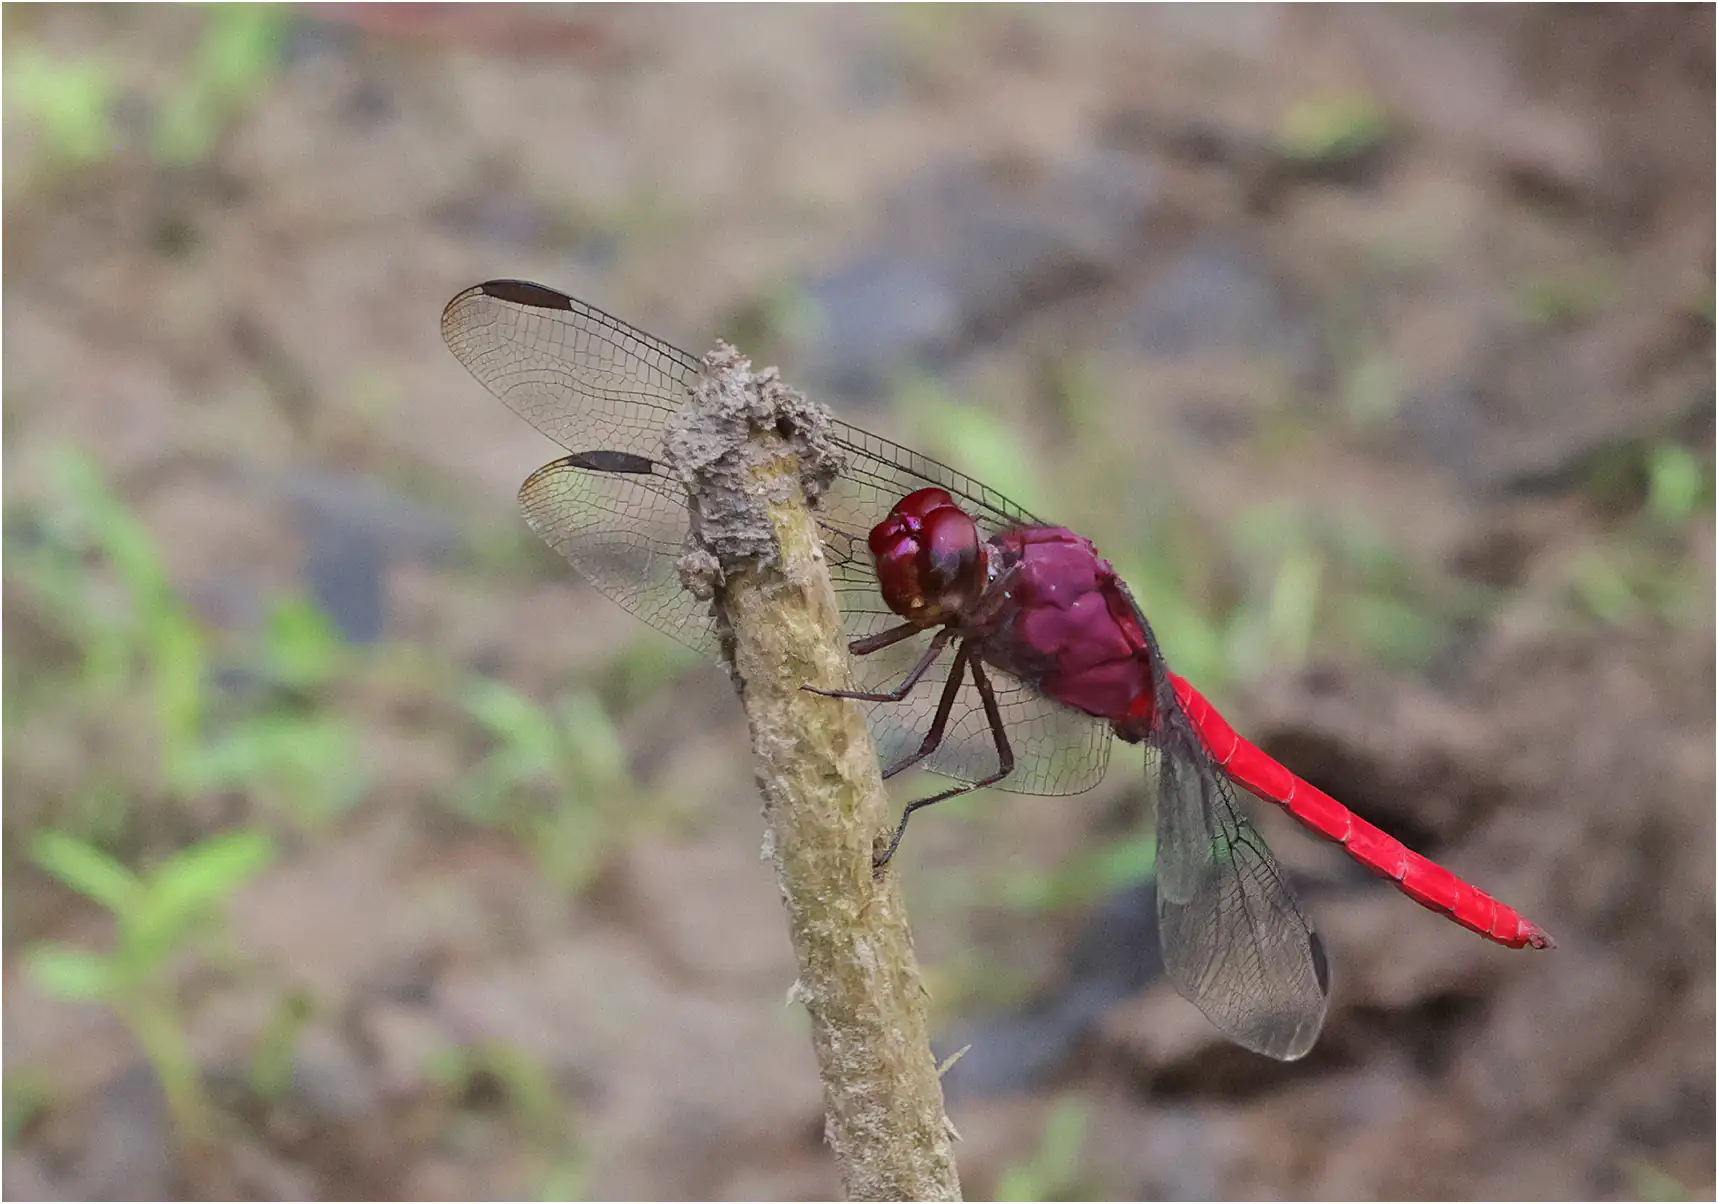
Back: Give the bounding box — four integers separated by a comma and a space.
442, 279, 1554, 1061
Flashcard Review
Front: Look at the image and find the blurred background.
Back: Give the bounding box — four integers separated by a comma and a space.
4, 4, 1713, 1199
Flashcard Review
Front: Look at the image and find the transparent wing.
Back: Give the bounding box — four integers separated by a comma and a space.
1151, 675, 1330, 1060
446, 280, 1111, 796
441, 281, 1037, 535
518, 454, 719, 659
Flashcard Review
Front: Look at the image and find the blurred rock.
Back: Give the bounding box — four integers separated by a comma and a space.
794, 254, 961, 399
936, 979, 1115, 1099
2, 1152, 65, 1202
1102, 235, 1330, 442
287, 1027, 380, 1123
1398, 213, 1713, 494
63, 1062, 176, 1202
1119, 1108, 1232, 1201
435, 929, 826, 1200
939, 881, 1162, 1098
1122, 238, 1316, 366
1095, 982, 1237, 1077
1400, 380, 1489, 490
792, 152, 1160, 401
1469, 315, 1712, 497
281, 468, 463, 644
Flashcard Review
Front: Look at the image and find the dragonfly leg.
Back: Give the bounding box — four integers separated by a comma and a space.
875, 653, 1016, 868
803, 627, 952, 704
878, 638, 970, 780
848, 621, 928, 657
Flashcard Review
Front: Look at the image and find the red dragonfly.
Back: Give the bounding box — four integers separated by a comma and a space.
443, 280, 1554, 1061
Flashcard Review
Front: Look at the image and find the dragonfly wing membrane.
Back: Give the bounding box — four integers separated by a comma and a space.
442, 282, 702, 459
518, 456, 720, 658
1152, 711, 1329, 1061
932, 665, 1112, 795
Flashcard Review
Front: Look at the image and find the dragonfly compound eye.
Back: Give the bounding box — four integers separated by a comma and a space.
918, 507, 983, 598
868, 490, 983, 623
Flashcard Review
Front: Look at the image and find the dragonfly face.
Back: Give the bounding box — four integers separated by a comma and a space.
867, 487, 990, 628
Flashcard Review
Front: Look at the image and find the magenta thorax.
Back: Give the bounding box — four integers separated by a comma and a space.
974, 526, 1158, 741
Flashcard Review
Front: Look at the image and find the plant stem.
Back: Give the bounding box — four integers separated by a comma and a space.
664, 346, 961, 1201
125, 995, 213, 1150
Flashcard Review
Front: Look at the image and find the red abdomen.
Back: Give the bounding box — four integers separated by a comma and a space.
980, 527, 1157, 738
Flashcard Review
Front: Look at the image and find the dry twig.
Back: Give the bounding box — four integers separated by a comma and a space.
663, 344, 961, 1202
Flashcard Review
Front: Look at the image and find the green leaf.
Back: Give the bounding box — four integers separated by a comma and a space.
154, 830, 276, 912
263, 596, 347, 688
995, 1095, 1092, 1200
188, 716, 300, 790
598, 636, 703, 709
189, 712, 364, 828
1646, 443, 1707, 526
464, 679, 559, 766
1002, 831, 1157, 912
1340, 348, 1402, 424
898, 375, 1042, 511
558, 692, 627, 788
196, 5, 288, 96
152, 608, 208, 791
1624, 1158, 1697, 1202
451, 755, 528, 825
249, 989, 314, 1102
1277, 90, 1392, 163
525, 806, 607, 895
49, 449, 171, 608
1342, 594, 1445, 669
533, 1155, 591, 1204
5, 47, 118, 165
25, 944, 113, 1001
124, 831, 274, 967
31, 831, 139, 911
153, 3, 287, 164
4, 1071, 55, 1147
1265, 547, 1323, 669
1572, 549, 1641, 625
1518, 260, 1621, 328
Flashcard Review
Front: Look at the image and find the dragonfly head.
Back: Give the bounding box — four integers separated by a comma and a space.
869, 487, 987, 626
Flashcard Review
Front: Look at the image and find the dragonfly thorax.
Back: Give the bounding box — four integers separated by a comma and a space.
868, 487, 989, 627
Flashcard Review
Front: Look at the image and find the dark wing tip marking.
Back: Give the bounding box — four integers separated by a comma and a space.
477, 279, 577, 309
567, 450, 661, 475
1310, 929, 1331, 998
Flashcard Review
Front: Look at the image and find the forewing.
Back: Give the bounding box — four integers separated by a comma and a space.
442, 281, 703, 461
441, 281, 1040, 539
817, 421, 1039, 548
1152, 692, 1329, 1061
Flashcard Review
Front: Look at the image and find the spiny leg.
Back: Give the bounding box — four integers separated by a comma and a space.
878, 636, 970, 780
875, 652, 1017, 869
848, 621, 925, 657
803, 626, 952, 704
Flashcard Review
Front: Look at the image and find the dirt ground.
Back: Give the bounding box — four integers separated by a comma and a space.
4, 5, 1713, 1200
